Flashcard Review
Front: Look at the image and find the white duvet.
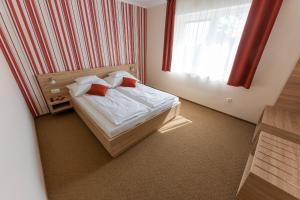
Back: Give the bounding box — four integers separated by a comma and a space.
117, 83, 178, 108
83, 89, 150, 125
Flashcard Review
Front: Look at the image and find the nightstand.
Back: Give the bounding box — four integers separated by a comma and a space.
47, 94, 72, 114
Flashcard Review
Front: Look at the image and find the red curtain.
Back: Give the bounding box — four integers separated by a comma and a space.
162, 0, 176, 71
227, 0, 283, 89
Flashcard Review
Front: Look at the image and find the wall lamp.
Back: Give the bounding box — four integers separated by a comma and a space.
48, 77, 56, 85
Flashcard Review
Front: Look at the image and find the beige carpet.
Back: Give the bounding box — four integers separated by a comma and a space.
35, 99, 254, 200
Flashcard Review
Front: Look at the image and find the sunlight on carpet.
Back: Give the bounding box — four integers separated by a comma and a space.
158, 116, 192, 134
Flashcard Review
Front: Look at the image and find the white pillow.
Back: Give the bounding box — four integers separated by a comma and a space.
109, 70, 131, 78
75, 75, 100, 85
93, 79, 112, 88
66, 83, 91, 97
104, 74, 139, 88
111, 71, 139, 80
103, 76, 122, 88
109, 70, 139, 80
127, 73, 139, 81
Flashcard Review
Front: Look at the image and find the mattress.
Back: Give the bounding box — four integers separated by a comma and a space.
72, 92, 179, 138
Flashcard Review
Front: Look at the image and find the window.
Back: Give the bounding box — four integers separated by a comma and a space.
171, 0, 251, 81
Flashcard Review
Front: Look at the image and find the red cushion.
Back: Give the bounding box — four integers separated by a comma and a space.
87, 84, 108, 96
121, 77, 137, 87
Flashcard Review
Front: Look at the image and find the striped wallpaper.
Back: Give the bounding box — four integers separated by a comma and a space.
0, 0, 146, 117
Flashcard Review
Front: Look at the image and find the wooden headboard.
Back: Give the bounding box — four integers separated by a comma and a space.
37, 64, 137, 99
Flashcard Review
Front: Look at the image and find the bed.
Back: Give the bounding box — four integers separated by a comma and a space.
72, 89, 179, 138
72, 86, 180, 157
37, 64, 181, 157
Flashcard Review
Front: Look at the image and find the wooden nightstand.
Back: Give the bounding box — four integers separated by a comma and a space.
47, 95, 72, 114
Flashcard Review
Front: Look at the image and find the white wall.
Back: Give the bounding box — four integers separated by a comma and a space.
146, 0, 300, 123
0, 52, 48, 200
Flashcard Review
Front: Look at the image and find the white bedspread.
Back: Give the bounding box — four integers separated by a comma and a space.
117, 83, 178, 108
82, 89, 150, 125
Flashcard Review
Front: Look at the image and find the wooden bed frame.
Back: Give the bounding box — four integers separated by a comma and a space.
37, 64, 181, 157
72, 99, 180, 157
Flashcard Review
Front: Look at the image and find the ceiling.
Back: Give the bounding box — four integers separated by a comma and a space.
119, 0, 167, 8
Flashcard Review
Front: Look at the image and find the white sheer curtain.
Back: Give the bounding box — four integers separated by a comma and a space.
171, 0, 251, 81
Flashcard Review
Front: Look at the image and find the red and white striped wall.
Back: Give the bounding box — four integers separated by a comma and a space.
0, 0, 146, 117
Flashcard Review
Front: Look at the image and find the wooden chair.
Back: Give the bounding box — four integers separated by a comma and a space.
237, 132, 300, 200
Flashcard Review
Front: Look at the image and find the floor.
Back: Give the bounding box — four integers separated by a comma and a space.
36, 99, 255, 200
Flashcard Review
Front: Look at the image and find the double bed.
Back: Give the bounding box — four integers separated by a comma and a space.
72, 85, 179, 138
37, 64, 180, 157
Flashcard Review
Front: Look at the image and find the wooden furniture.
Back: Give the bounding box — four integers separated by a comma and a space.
47, 94, 72, 114
237, 131, 300, 200
252, 58, 300, 144
252, 106, 300, 144
238, 58, 300, 199
72, 100, 180, 157
37, 64, 181, 157
276, 58, 300, 112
